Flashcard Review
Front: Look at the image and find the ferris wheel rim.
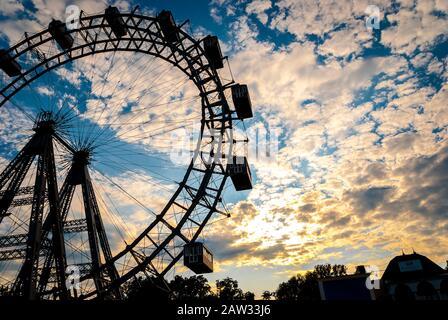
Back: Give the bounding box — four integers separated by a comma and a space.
0, 8, 237, 299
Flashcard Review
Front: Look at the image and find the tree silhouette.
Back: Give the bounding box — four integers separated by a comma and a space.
169, 275, 213, 300
275, 275, 303, 300
275, 264, 347, 301
123, 264, 348, 301
125, 275, 256, 300
244, 291, 255, 300
262, 290, 272, 300
216, 277, 244, 300
124, 276, 170, 301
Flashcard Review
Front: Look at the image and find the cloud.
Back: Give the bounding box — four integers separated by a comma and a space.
381, 0, 448, 55
245, 0, 272, 25
0, 0, 447, 290
319, 21, 373, 58
205, 0, 448, 277
268, 0, 388, 39
392, 145, 448, 220
37, 85, 55, 96
210, 7, 223, 24
0, 0, 25, 16
427, 58, 445, 75
344, 186, 395, 214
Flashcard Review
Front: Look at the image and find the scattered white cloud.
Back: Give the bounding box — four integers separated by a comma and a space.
246, 0, 272, 25
0, 0, 25, 15
210, 7, 223, 24
381, 0, 448, 55
37, 85, 55, 96
206, 0, 448, 280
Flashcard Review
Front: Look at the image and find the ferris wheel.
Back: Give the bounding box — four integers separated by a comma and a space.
0, 6, 253, 300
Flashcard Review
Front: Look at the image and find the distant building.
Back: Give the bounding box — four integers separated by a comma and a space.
318, 252, 448, 301
318, 270, 378, 300
382, 252, 448, 300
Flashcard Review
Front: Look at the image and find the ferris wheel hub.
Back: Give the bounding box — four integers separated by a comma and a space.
32, 112, 57, 134
72, 149, 91, 166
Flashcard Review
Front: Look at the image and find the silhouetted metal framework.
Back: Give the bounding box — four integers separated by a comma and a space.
0, 113, 68, 299
0, 6, 253, 299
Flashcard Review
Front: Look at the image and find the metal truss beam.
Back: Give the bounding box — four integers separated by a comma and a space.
63, 219, 88, 234
82, 167, 121, 298
11, 121, 69, 300
0, 186, 34, 197
37, 178, 75, 296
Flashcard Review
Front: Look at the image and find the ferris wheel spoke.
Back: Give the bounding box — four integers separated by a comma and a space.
4, 98, 36, 122
94, 183, 133, 241
90, 116, 200, 152
84, 51, 165, 140
89, 73, 193, 148
98, 67, 192, 125
85, 51, 135, 141
90, 52, 158, 127
79, 51, 117, 148
55, 50, 111, 139
91, 168, 173, 211
93, 160, 178, 191
97, 120, 196, 148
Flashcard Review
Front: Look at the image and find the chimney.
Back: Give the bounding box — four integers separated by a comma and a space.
355, 265, 366, 274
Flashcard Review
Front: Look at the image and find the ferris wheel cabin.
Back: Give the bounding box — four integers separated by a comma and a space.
203, 35, 224, 69
227, 156, 253, 191
157, 10, 180, 43
184, 242, 213, 274
105, 6, 128, 38
48, 20, 74, 50
232, 84, 253, 119
0, 50, 21, 77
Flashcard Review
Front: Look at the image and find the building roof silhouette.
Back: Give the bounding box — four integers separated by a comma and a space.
382, 252, 446, 282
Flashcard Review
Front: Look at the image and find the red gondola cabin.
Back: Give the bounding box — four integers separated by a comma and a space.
184, 242, 213, 274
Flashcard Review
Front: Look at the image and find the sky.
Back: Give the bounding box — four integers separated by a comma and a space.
0, 0, 447, 297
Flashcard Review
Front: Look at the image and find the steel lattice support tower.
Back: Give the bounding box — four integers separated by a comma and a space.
0, 113, 69, 300
0, 114, 122, 299
61, 150, 122, 299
